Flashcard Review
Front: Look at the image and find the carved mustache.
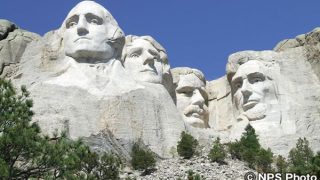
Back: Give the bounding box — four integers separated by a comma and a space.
183, 105, 207, 117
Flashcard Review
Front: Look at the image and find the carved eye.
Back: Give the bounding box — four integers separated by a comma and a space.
90, 18, 99, 24
68, 21, 77, 28
232, 80, 242, 90
252, 77, 263, 83
85, 13, 103, 25
65, 15, 79, 29
129, 53, 140, 58
180, 91, 192, 97
235, 83, 242, 89
177, 89, 193, 97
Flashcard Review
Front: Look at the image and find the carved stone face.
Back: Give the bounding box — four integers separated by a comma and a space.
176, 73, 208, 128
63, 1, 115, 62
231, 60, 277, 121
0, 20, 12, 40
124, 38, 163, 84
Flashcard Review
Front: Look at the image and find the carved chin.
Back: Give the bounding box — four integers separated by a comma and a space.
242, 103, 267, 121
135, 73, 162, 84
66, 50, 114, 62
183, 116, 206, 128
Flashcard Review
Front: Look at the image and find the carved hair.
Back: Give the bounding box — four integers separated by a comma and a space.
226, 51, 280, 114
171, 67, 207, 105
226, 51, 277, 83
42, 1, 125, 62
171, 67, 206, 86
121, 35, 170, 75
0, 19, 17, 40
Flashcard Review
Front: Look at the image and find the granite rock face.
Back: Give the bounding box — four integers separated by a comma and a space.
2, 1, 320, 159
208, 41, 320, 155
5, 1, 185, 159
0, 19, 40, 77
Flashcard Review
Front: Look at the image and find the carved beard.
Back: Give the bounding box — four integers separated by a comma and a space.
241, 103, 267, 121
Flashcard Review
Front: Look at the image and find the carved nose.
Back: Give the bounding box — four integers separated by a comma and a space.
143, 53, 154, 65
77, 17, 89, 36
191, 89, 205, 106
241, 80, 252, 98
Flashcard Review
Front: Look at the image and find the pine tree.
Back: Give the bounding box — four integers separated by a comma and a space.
239, 124, 261, 168
186, 170, 202, 180
228, 140, 243, 160
208, 137, 226, 164
311, 151, 320, 177
227, 124, 273, 172
94, 152, 122, 179
0, 79, 44, 179
288, 137, 314, 175
275, 155, 288, 173
0, 78, 122, 179
131, 142, 156, 174
256, 148, 273, 172
177, 131, 199, 159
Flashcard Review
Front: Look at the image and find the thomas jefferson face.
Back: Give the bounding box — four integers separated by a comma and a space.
63, 1, 115, 62
176, 73, 208, 128
231, 60, 277, 120
124, 38, 163, 84
0, 20, 12, 40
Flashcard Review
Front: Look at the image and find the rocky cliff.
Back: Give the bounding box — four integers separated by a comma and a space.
1, 1, 320, 160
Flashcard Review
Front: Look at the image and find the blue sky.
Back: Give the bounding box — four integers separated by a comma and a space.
1, 0, 320, 80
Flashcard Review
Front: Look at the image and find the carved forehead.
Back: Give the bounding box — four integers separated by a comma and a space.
127, 38, 157, 51
66, 1, 108, 19
177, 74, 205, 89
123, 35, 168, 64
126, 35, 166, 54
226, 51, 277, 83
172, 67, 206, 85
0, 19, 13, 29
233, 60, 266, 79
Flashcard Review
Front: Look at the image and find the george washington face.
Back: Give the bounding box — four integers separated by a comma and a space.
63, 1, 116, 62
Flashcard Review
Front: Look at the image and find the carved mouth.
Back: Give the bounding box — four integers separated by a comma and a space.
185, 108, 204, 118
74, 37, 91, 42
243, 100, 258, 111
140, 69, 156, 73
190, 113, 201, 118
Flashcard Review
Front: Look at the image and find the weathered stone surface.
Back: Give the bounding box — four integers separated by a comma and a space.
273, 28, 320, 81
206, 76, 233, 131
0, 19, 40, 77
8, 1, 185, 159
206, 48, 320, 156
3, 0, 320, 161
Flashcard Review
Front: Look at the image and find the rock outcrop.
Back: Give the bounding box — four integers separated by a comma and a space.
2, 1, 320, 160
5, 1, 185, 159
207, 37, 320, 156
0, 19, 40, 77
127, 156, 253, 179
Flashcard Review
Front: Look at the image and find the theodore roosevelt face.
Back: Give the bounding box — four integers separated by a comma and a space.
175, 73, 209, 128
